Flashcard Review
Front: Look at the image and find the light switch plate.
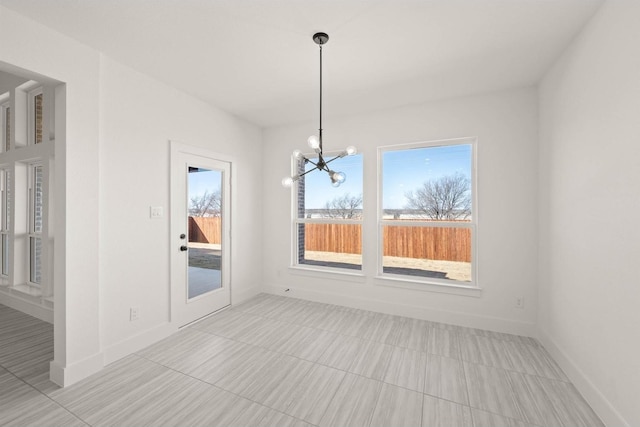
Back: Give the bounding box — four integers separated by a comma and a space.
150, 206, 163, 219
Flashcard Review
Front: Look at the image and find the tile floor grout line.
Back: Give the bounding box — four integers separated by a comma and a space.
2, 366, 93, 427
136, 352, 320, 427
312, 363, 350, 427
0, 296, 599, 427
240, 294, 543, 343
365, 376, 385, 427
184, 296, 596, 426
461, 348, 474, 416
178, 302, 570, 410
145, 326, 387, 390
139, 326, 473, 425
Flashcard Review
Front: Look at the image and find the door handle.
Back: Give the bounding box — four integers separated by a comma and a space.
180, 245, 188, 252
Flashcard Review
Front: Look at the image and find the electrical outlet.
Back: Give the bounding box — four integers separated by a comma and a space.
130, 307, 140, 321
515, 297, 524, 309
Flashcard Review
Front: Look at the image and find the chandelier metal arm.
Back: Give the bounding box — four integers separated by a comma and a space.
305, 156, 326, 170
323, 155, 343, 166
298, 162, 330, 179
298, 166, 320, 178
299, 152, 340, 170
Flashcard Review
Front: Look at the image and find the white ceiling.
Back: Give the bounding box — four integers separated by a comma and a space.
0, 0, 602, 128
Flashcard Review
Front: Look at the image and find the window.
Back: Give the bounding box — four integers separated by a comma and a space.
1, 102, 9, 152
0, 169, 10, 277
0, 78, 56, 306
379, 138, 476, 286
28, 164, 43, 285
293, 152, 363, 271
28, 88, 43, 145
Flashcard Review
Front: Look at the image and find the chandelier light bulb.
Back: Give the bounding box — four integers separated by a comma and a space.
345, 146, 357, 156
329, 170, 346, 187
281, 176, 294, 188
307, 135, 320, 150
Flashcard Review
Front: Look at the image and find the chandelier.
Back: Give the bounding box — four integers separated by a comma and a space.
282, 32, 357, 188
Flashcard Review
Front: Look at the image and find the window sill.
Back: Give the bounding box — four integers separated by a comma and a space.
374, 274, 482, 297
11, 283, 43, 298
288, 265, 366, 283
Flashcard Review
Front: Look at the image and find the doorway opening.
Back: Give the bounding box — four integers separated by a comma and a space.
0, 63, 63, 388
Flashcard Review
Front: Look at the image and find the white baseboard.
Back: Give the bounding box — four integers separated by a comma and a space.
0, 291, 53, 323
232, 285, 262, 306
102, 322, 177, 366
68, 290, 260, 387
263, 284, 536, 337
538, 329, 629, 427
49, 351, 104, 387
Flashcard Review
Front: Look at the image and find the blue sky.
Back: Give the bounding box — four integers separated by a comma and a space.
304, 144, 472, 209
188, 168, 221, 200
304, 154, 363, 208
382, 144, 472, 209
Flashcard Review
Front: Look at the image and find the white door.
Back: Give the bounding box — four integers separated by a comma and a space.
171, 143, 231, 327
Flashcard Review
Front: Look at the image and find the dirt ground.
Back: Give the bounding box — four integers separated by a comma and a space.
187, 242, 470, 281
303, 251, 471, 282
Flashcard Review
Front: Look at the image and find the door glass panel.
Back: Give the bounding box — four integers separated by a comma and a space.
187, 166, 222, 299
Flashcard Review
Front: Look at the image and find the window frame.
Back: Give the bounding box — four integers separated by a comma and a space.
0, 168, 10, 278
290, 150, 364, 275
377, 137, 478, 289
27, 162, 43, 286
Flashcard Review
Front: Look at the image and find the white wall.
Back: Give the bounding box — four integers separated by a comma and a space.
98, 57, 263, 361
1, 5, 263, 385
262, 87, 539, 335
538, 2, 640, 426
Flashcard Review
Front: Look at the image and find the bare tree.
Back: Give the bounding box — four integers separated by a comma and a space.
404, 173, 471, 220
323, 193, 363, 219
189, 190, 221, 217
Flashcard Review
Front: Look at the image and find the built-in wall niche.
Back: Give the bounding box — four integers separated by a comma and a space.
0, 69, 58, 321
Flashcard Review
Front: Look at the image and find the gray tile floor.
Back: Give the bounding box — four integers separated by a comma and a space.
0, 295, 605, 427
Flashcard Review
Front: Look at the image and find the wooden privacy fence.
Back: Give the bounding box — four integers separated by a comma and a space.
304, 223, 362, 255
381, 225, 471, 262
190, 217, 471, 262
189, 216, 221, 244
304, 223, 471, 262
